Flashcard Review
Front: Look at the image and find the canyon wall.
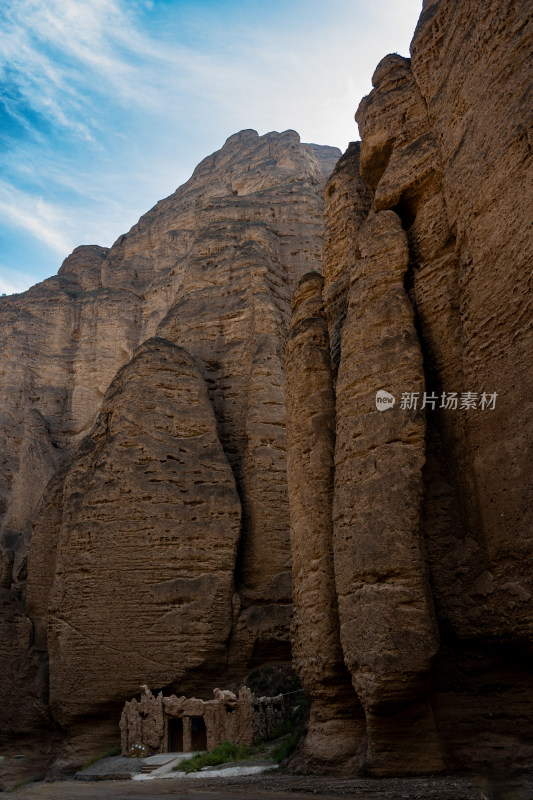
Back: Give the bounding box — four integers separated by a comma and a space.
287, 0, 532, 779
0, 130, 340, 752
0, 0, 531, 784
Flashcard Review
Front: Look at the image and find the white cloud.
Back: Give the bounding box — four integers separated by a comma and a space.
0, 181, 74, 255
1, 0, 423, 155
0, 0, 200, 141
0, 0, 424, 291
0, 269, 36, 295
1, 0, 421, 148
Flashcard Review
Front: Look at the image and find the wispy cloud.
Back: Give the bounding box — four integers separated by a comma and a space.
0, 0, 423, 294
0, 181, 74, 254
0, 0, 206, 142
1, 0, 421, 147
0, 267, 37, 295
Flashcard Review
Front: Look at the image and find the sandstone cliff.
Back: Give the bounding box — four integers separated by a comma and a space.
287, 0, 532, 779
0, 130, 339, 753
1, 0, 531, 787
286, 273, 366, 773
29, 337, 241, 728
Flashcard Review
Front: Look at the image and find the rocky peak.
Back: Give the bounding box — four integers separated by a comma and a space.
0, 128, 339, 756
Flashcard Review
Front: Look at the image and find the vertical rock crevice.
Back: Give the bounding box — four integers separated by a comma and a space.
286, 272, 366, 774
332, 210, 444, 776
322, 143, 372, 381
287, 0, 533, 778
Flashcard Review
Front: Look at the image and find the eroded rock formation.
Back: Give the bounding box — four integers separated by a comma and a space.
0, 0, 531, 785
286, 273, 366, 773
28, 337, 241, 728
287, 0, 532, 779
333, 209, 444, 776
0, 130, 339, 755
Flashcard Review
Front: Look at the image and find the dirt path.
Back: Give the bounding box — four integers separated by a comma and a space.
7, 772, 487, 799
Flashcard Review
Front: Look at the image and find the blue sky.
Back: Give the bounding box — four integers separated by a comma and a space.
0, 0, 422, 294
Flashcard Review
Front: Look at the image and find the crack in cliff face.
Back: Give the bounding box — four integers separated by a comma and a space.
286, 272, 366, 773
287, 0, 533, 777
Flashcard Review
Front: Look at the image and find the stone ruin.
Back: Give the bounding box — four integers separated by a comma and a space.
119, 685, 291, 755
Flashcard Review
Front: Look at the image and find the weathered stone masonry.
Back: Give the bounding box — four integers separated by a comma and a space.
120, 686, 290, 755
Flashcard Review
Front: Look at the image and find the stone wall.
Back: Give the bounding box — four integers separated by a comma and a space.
120, 686, 290, 755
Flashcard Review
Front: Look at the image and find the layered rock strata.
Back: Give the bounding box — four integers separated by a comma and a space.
287, 0, 532, 778
333, 210, 444, 775
286, 273, 366, 773
27, 337, 241, 726
0, 130, 340, 745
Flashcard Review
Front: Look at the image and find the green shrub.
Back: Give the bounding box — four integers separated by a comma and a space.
290, 696, 309, 722
173, 741, 261, 773
268, 719, 293, 740
267, 695, 308, 742
268, 696, 309, 764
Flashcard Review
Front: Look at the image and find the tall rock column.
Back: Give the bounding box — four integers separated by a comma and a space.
286, 273, 366, 773
333, 211, 444, 775
322, 142, 372, 379
354, 54, 471, 635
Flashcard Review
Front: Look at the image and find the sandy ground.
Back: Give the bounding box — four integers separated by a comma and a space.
5, 772, 490, 799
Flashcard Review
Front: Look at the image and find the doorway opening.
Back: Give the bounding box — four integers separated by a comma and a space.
168, 717, 183, 752
190, 716, 207, 751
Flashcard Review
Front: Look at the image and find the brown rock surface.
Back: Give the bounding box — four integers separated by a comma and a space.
333, 210, 443, 775
2, 0, 532, 784
152, 130, 330, 612
287, 0, 532, 778
322, 142, 372, 379
286, 272, 365, 773
28, 337, 241, 727
0, 130, 340, 749
410, 0, 533, 641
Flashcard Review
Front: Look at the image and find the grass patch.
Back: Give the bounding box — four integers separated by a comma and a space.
173, 741, 263, 773
7, 774, 45, 792
81, 745, 122, 770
